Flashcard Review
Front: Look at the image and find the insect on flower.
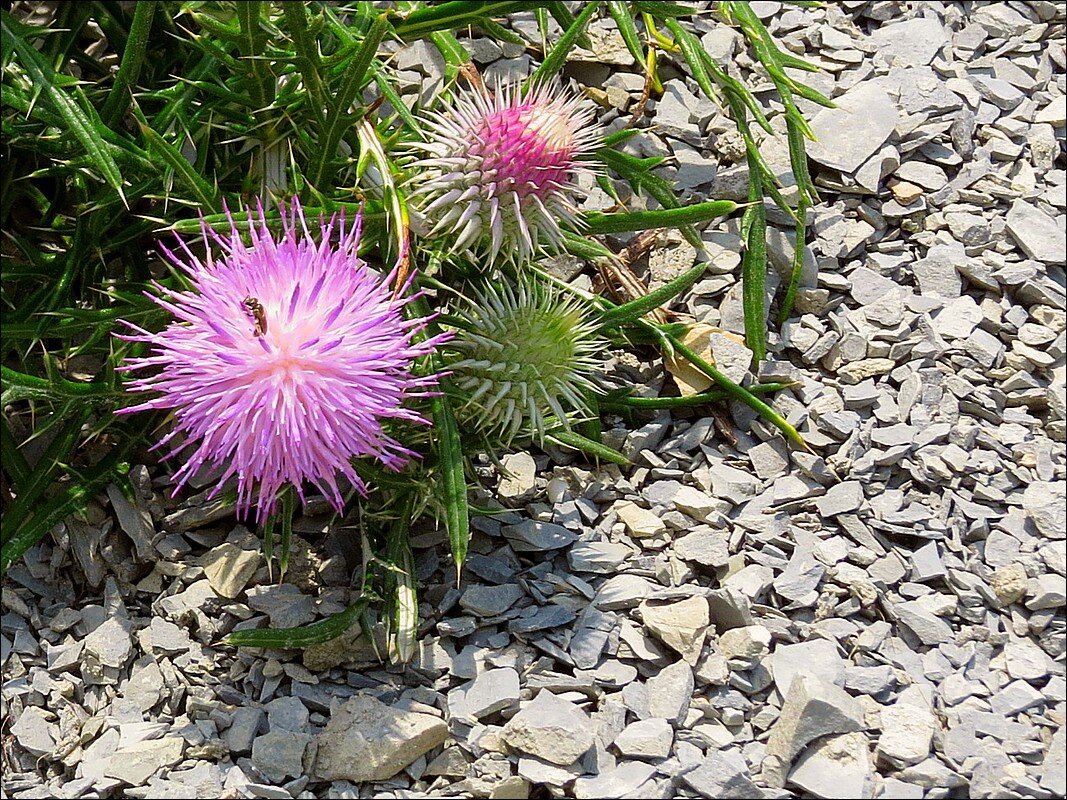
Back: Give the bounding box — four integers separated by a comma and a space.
116, 198, 450, 522
242, 295, 268, 337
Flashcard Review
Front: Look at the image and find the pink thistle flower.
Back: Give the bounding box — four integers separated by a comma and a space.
409, 81, 599, 265
117, 199, 448, 522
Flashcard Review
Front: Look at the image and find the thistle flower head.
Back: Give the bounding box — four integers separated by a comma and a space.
447, 279, 603, 446
117, 199, 447, 521
409, 81, 599, 265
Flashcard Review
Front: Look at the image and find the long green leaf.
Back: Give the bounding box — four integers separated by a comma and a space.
606, 1, 646, 66
741, 152, 767, 363
1, 11, 124, 192
432, 382, 469, 584
548, 429, 630, 465
1, 440, 133, 572
1, 407, 91, 542
395, 1, 539, 39
1, 366, 118, 405
596, 260, 707, 330
225, 596, 370, 648
600, 382, 792, 410
100, 1, 155, 127
666, 333, 808, 450
582, 200, 737, 235
307, 13, 389, 191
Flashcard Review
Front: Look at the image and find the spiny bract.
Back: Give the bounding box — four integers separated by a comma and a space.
408, 80, 599, 266
447, 279, 603, 446
117, 199, 448, 521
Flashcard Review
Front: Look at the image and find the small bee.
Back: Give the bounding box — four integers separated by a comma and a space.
243, 296, 268, 337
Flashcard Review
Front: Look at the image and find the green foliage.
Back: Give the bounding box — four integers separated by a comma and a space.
2, 1, 821, 656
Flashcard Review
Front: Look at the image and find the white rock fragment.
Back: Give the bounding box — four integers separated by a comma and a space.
502, 690, 595, 765
313, 695, 448, 782
448, 668, 520, 721
638, 596, 710, 664
11, 707, 56, 757
104, 737, 186, 786
718, 625, 772, 666
789, 731, 876, 799
498, 452, 537, 502
200, 542, 260, 599
614, 500, 667, 538
1023, 481, 1066, 539
646, 660, 694, 724
876, 695, 938, 768
764, 674, 866, 788
1006, 200, 1067, 263
613, 718, 673, 760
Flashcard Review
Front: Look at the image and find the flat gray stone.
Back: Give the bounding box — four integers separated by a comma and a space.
612, 718, 673, 760
646, 660, 694, 723
251, 730, 312, 783
869, 17, 946, 66
104, 737, 186, 786
502, 520, 577, 551
771, 640, 846, 698
1023, 481, 1066, 539
639, 596, 709, 664
1006, 200, 1067, 263
448, 668, 520, 721
459, 583, 524, 617
809, 83, 900, 173
245, 584, 315, 628
895, 600, 953, 645
674, 529, 730, 568
573, 762, 657, 799
683, 750, 765, 798
876, 693, 938, 768
225, 707, 265, 755
11, 707, 56, 757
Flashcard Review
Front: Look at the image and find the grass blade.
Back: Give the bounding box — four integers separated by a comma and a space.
666, 331, 808, 450
581, 200, 737, 235
600, 382, 792, 411
307, 13, 389, 191
432, 381, 469, 584
741, 153, 767, 363
606, 1, 646, 66
1, 419, 142, 573
395, 2, 539, 39
100, 0, 155, 127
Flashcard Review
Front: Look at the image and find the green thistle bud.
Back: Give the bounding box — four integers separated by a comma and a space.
447, 279, 603, 446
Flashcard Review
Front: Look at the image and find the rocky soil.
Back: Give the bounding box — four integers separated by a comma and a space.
3, 2, 1065, 799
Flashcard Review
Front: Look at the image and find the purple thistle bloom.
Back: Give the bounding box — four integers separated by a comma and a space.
117, 199, 447, 522
409, 81, 599, 265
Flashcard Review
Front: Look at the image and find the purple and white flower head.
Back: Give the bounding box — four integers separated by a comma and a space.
408, 80, 599, 265
117, 199, 447, 522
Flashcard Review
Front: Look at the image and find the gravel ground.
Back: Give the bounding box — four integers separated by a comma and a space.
3, 2, 1065, 799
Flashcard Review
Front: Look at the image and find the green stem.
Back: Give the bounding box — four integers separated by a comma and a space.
100, 1, 155, 127
667, 335, 808, 450
601, 382, 792, 411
